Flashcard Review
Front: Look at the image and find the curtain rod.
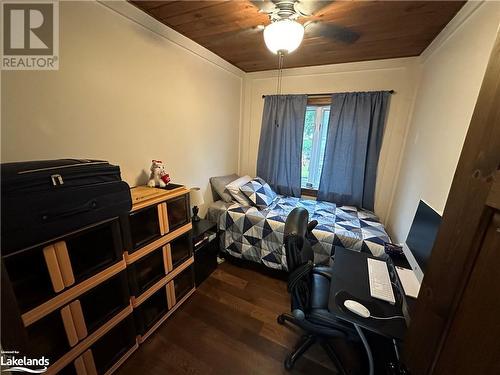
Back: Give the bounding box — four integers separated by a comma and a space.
262, 90, 395, 98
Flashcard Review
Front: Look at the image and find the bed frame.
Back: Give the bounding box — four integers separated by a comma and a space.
218, 241, 288, 281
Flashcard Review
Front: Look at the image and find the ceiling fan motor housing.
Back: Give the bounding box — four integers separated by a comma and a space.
270, 0, 302, 21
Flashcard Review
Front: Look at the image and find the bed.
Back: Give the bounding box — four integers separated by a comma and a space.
207, 195, 391, 271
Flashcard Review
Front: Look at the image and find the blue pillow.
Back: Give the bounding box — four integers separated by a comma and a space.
239, 177, 277, 209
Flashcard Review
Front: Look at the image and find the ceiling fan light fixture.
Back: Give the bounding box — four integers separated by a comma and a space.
263, 19, 304, 54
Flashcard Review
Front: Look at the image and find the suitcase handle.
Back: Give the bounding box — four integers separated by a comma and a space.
41, 200, 98, 222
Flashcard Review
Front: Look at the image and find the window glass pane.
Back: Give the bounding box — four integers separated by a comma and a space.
301, 108, 316, 188
301, 106, 330, 190
317, 109, 330, 187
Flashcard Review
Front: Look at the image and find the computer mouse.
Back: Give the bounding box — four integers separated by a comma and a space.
344, 300, 371, 318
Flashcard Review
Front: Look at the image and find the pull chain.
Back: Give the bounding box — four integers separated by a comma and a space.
275, 50, 285, 127
277, 50, 284, 95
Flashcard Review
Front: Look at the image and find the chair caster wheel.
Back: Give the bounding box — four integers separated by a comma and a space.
277, 314, 285, 325
284, 354, 294, 371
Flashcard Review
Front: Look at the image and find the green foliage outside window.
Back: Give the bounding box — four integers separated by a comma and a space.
302, 109, 316, 185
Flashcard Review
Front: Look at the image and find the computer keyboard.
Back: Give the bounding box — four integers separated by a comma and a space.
367, 258, 396, 304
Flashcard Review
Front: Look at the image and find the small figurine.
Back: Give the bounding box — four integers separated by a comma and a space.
147, 160, 171, 188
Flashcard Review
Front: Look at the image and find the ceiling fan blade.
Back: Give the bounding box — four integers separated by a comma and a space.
295, 0, 335, 16
211, 25, 265, 46
250, 0, 275, 14
306, 21, 360, 44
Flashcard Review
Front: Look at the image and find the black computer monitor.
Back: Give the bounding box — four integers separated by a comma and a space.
404, 200, 442, 282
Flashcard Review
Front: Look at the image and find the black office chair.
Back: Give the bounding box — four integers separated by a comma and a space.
278, 207, 359, 373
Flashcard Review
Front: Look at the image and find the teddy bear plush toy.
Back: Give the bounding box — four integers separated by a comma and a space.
147, 160, 171, 188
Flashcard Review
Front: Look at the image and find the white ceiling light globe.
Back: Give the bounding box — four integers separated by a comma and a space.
264, 19, 305, 54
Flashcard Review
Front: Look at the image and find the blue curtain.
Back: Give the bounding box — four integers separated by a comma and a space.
256, 95, 307, 197
317, 91, 391, 210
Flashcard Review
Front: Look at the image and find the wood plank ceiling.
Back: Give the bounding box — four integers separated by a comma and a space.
130, 1, 465, 72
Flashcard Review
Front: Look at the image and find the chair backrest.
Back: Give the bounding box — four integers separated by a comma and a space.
284, 208, 318, 317
284, 207, 314, 272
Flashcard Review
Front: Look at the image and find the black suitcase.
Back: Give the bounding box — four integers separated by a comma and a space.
1, 159, 132, 254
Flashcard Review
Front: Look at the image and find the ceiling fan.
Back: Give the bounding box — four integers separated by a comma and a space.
214, 1, 360, 54
220, 1, 360, 104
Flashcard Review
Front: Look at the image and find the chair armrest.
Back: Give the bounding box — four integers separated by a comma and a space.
307, 310, 358, 339
312, 267, 332, 281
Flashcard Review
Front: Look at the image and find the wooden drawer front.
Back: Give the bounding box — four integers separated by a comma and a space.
25, 308, 73, 365
78, 270, 130, 336
169, 232, 192, 271
126, 204, 166, 252
128, 247, 166, 297
133, 286, 169, 335
166, 194, 190, 232
89, 316, 136, 375
2, 220, 123, 314
172, 265, 195, 306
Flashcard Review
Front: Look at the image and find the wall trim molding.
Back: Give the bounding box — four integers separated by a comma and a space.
97, 0, 245, 78
419, 1, 484, 64
96, 1, 482, 78
96, 0, 480, 78
245, 57, 419, 80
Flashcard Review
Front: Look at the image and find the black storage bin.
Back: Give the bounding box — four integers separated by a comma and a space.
2, 246, 57, 313
65, 220, 123, 283
90, 315, 136, 374
166, 194, 190, 231
78, 270, 130, 334
58, 362, 78, 375
25, 309, 71, 365
134, 287, 169, 335
194, 232, 218, 287
170, 232, 192, 270
2, 219, 123, 314
128, 205, 162, 250
173, 265, 195, 302
122, 205, 162, 252
127, 247, 165, 297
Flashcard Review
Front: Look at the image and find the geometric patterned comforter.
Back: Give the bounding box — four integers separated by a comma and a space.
217, 195, 391, 271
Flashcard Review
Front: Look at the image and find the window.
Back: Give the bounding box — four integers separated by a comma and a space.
301, 105, 330, 190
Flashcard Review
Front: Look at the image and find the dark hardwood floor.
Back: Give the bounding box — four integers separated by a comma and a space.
117, 261, 365, 375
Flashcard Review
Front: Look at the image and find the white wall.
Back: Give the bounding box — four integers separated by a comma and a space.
386, 2, 500, 242
1, 1, 243, 216
240, 58, 420, 222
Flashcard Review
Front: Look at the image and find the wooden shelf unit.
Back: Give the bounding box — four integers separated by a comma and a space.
1, 185, 196, 375
126, 186, 196, 346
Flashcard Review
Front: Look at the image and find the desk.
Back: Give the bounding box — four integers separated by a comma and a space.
328, 247, 409, 374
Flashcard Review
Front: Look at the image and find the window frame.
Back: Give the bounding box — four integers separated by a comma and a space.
301, 96, 332, 197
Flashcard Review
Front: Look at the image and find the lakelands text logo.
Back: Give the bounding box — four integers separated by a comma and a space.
1, 0, 59, 70
1, 351, 49, 373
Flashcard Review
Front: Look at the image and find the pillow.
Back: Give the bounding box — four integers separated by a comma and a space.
225, 175, 252, 205
240, 177, 277, 209
210, 173, 239, 203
